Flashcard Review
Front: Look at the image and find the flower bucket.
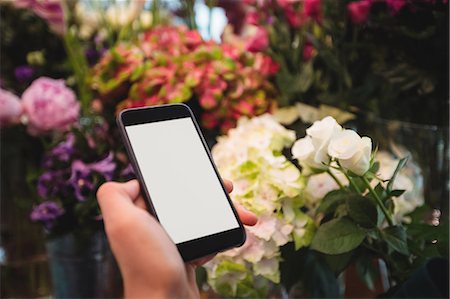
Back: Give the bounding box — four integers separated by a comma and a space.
46, 229, 122, 298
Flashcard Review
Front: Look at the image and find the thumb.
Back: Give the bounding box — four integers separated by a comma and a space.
97, 180, 141, 221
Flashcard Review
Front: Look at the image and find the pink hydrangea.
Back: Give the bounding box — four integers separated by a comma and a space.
22, 77, 79, 135
0, 88, 23, 126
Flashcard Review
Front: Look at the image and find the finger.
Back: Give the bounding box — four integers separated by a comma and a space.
235, 204, 258, 226
188, 254, 216, 267
97, 180, 141, 221
223, 179, 233, 193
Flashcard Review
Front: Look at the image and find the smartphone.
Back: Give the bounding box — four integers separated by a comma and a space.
117, 104, 246, 261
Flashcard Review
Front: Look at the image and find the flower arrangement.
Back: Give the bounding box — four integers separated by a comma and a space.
91, 25, 279, 133
204, 114, 447, 297
205, 114, 315, 297
0, 75, 130, 237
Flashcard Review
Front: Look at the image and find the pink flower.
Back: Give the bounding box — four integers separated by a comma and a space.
254, 55, 280, 76
0, 88, 23, 126
283, 5, 307, 28
22, 77, 79, 135
303, 42, 315, 61
246, 27, 269, 52
304, 0, 322, 23
245, 11, 260, 25
347, 0, 372, 24
386, 0, 406, 14
14, 0, 65, 35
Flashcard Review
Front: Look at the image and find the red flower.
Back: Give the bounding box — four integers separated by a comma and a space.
304, 0, 322, 23
303, 43, 315, 61
347, 0, 372, 24
283, 5, 307, 28
386, 0, 406, 14
246, 27, 269, 52
245, 11, 260, 25
255, 55, 280, 76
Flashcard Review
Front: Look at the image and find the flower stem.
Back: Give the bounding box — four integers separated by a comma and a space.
342, 171, 361, 193
327, 169, 344, 189
362, 176, 394, 226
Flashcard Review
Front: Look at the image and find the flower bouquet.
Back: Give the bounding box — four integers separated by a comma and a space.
202, 114, 448, 298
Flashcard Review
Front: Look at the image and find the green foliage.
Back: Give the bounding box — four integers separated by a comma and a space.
311, 217, 366, 255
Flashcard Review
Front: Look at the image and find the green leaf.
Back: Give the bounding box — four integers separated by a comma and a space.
311, 218, 366, 255
389, 189, 406, 197
346, 195, 377, 228
317, 189, 350, 214
321, 250, 356, 275
298, 62, 314, 92
387, 157, 408, 192
382, 226, 409, 255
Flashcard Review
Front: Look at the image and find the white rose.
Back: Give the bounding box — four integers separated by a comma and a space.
328, 129, 372, 176
292, 136, 328, 170
306, 116, 342, 159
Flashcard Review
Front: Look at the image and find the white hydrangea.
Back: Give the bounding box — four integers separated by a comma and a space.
205, 114, 314, 298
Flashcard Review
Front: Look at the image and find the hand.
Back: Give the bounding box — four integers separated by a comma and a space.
97, 179, 257, 299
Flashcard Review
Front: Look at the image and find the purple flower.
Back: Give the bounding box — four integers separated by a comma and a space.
90, 152, 116, 181
69, 160, 95, 201
37, 170, 66, 199
30, 201, 64, 229
14, 65, 34, 82
67, 153, 116, 201
120, 163, 135, 180
51, 134, 76, 162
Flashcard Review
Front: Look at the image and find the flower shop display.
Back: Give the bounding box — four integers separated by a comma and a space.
1, 0, 448, 298
203, 114, 448, 298
91, 25, 279, 133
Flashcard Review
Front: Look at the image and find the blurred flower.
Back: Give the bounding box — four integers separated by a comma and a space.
386, 0, 406, 14
347, 0, 372, 24
328, 129, 372, 176
304, 0, 322, 23
105, 0, 145, 29
69, 160, 95, 202
376, 151, 424, 222
303, 42, 315, 61
47, 134, 76, 164
245, 26, 269, 52
21, 77, 79, 135
14, 0, 65, 35
69, 152, 116, 201
74, 2, 101, 39
0, 88, 23, 126
37, 169, 67, 199
30, 201, 64, 229
89, 152, 116, 181
93, 26, 277, 132
14, 65, 34, 82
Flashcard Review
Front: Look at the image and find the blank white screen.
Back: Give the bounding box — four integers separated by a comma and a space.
125, 117, 239, 244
